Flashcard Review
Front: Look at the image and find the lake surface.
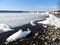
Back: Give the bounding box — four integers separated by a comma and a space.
0, 13, 48, 28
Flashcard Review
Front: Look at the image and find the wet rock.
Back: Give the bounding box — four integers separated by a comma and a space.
52, 37, 57, 42
44, 42, 48, 45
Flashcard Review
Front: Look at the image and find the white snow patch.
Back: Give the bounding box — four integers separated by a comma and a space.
30, 21, 36, 26
5, 28, 31, 44
38, 14, 60, 28
0, 24, 14, 33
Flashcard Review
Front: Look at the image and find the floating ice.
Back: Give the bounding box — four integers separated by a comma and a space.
5, 28, 31, 44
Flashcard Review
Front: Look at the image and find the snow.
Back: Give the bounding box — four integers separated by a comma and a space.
38, 14, 60, 28
0, 24, 14, 33
40, 12, 49, 16
30, 21, 36, 26
5, 28, 31, 44
0, 13, 48, 28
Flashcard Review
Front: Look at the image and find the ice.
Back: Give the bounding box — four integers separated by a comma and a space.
0, 13, 48, 28
5, 28, 31, 44
30, 21, 36, 26
38, 14, 60, 28
0, 24, 14, 33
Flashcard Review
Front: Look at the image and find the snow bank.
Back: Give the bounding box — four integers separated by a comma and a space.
5, 28, 31, 44
0, 24, 14, 33
38, 14, 60, 28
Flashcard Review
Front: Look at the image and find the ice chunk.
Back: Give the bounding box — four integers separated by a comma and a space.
0, 24, 14, 33
5, 28, 31, 44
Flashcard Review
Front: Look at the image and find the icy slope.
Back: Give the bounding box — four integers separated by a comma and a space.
38, 14, 60, 28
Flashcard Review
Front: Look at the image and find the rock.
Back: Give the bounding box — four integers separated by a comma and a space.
35, 32, 38, 37
52, 37, 57, 42
45, 42, 48, 45
33, 44, 36, 45
0, 24, 60, 45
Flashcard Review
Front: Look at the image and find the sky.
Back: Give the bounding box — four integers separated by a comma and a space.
0, 0, 58, 11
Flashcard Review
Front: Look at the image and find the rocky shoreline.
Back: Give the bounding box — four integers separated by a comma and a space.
0, 23, 60, 45
49, 11, 60, 18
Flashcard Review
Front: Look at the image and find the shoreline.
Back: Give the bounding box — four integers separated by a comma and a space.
0, 23, 60, 45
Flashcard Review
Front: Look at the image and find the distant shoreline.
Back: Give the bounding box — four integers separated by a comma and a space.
0, 10, 46, 13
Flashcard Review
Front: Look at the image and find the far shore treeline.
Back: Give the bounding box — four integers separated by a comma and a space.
0, 10, 47, 13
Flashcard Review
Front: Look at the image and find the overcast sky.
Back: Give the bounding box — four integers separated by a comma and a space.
0, 0, 58, 11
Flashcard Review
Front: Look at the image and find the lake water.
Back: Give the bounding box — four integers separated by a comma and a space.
0, 13, 48, 28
